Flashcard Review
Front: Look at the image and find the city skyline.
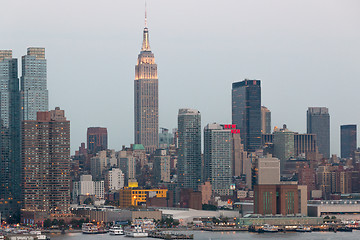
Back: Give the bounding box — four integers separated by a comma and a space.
1, 0, 359, 155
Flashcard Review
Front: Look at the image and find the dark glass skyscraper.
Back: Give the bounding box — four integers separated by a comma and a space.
341, 124, 357, 159
177, 109, 201, 190
307, 107, 330, 159
0, 50, 21, 219
232, 79, 261, 152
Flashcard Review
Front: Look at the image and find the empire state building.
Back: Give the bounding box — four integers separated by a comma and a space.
134, 12, 158, 153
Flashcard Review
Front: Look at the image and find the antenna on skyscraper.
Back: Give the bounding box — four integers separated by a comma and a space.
145, 1, 148, 28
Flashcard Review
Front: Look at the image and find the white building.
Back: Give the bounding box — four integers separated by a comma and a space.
73, 175, 105, 202
204, 123, 232, 195
94, 181, 105, 200
105, 168, 125, 191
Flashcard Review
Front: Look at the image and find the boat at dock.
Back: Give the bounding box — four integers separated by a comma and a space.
261, 224, 279, 232
296, 226, 312, 232
109, 225, 124, 235
124, 224, 148, 238
82, 223, 107, 234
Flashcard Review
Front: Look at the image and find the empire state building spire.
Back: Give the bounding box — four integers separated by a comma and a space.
141, 5, 151, 52
134, 4, 158, 154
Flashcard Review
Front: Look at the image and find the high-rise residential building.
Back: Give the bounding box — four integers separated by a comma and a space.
307, 107, 330, 158
273, 125, 295, 173
134, 11, 158, 153
232, 79, 261, 152
204, 123, 233, 196
154, 149, 171, 184
261, 106, 271, 134
341, 125, 357, 159
105, 168, 125, 191
21, 47, 48, 121
21, 108, 70, 218
178, 109, 201, 191
87, 127, 108, 155
0, 50, 21, 219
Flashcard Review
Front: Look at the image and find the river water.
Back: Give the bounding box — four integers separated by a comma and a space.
49, 230, 360, 240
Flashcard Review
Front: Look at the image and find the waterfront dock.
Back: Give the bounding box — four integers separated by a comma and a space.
201, 226, 248, 232
149, 231, 193, 239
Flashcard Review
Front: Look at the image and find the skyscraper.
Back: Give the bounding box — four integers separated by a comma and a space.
0, 50, 21, 219
232, 79, 261, 152
134, 10, 158, 153
341, 124, 357, 159
307, 107, 330, 158
261, 106, 271, 134
204, 123, 233, 196
22, 108, 70, 219
178, 109, 201, 191
21, 47, 48, 121
273, 125, 294, 173
87, 127, 108, 155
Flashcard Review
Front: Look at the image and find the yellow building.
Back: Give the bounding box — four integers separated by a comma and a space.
119, 188, 168, 208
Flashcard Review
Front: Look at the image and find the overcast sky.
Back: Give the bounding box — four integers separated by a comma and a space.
2, 0, 359, 155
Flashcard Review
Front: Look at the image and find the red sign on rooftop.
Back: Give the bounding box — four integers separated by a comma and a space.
223, 124, 240, 134
224, 124, 236, 129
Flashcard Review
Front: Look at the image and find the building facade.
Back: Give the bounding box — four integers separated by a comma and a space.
154, 149, 171, 184
257, 155, 280, 185
87, 127, 108, 155
261, 106, 271, 134
134, 14, 158, 153
204, 123, 233, 196
341, 124, 357, 159
22, 108, 70, 217
90, 149, 117, 181
232, 79, 261, 152
21, 47, 48, 121
105, 168, 125, 191
254, 184, 299, 215
177, 109, 201, 191
307, 107, 330, 158
273, 125, 295, 173
0, 50, 21, 219
118, 188, 167, 208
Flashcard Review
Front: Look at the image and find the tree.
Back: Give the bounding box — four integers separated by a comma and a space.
43, 219, 52, 228
52, 219, 59, 226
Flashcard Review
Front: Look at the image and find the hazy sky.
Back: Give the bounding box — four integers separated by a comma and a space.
2, 0, 360, 155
